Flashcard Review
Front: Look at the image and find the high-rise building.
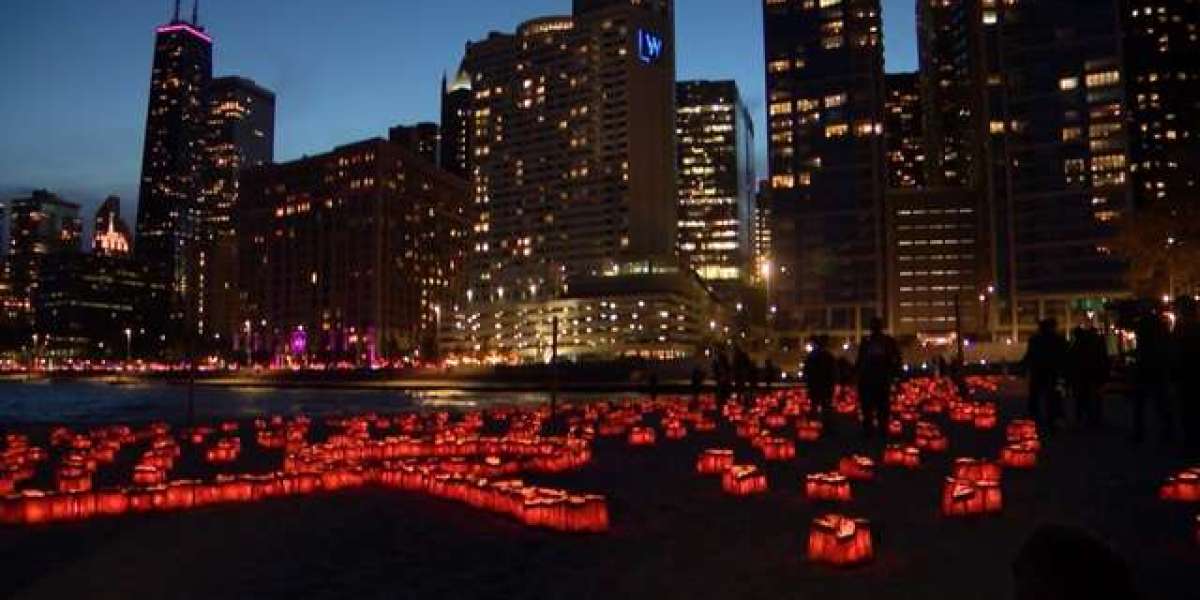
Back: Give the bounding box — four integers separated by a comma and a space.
237, 136, 471, 364
998, 0, 1132, 332
3, 190, 82, 304
34, 254, 167, 360
0, 200, 8, 259
388, 123, 440, 165
883, 73, 924, 190
195, 75, 275, 348
675, 80, 756, 286
439, 70, 474, 178
753, 182, 773, 285
1123, 0, 1199, 211
441, 0, 714, 361
763, 0, 887, 337
134, 2, 213, 343
92, 196, 132, 257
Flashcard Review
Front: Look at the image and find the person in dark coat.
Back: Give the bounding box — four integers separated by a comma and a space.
1023, 319, 1069, 431
1012, 524, 1137, 600
856, 318, 902, 438
805, 335, 838, 429
1131, 311, 1173, 443
1175, 297, 1200, 452
1068, 323, 1109, 427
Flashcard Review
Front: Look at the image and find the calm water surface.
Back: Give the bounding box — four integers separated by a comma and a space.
0, 380, 600, 425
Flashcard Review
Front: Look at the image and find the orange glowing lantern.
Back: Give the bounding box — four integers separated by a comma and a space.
808, 514, 873, 567
887, 419, 904, 438
735, 420, 761, 439
664, 422, 687, 440
1159, 470, 1200, 502
760, 437, 796, 461
132, 465, 165, 486
722, 465, 768, 496
883, 445, 920, 469
999, 443, 1038, 469
806, 472, 852, 502
838, 455, 875, 481
696, 449, 735, 475
953, 458, 1003, 483
941, 477, 1003, 516
796, 420, 823, 442
973, 404, 998, 429
627, 426, 656, 446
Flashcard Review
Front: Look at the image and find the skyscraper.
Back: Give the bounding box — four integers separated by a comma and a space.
763, 0, 886, 336
93, 196, 132, 257
999, 0, 1132, 331
134, 1, 212, 344
195, 75, 275, 347
3, 190, 82, 304
439, 70, 474, 178
441, 0, 713, 361
676, 80, 756, 287
883, 73, 924, 190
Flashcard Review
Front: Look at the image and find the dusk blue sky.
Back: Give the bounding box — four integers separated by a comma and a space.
0, 0, 918, 217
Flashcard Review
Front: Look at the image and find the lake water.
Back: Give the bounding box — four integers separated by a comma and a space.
0, 380, 595, 425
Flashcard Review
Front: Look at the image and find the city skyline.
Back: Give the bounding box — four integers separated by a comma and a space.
0, 0, 920, 219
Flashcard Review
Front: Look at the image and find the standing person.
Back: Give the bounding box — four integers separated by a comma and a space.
1023, 319, 1069, 431
690, 365, 705, 406
1068, 323, 1109, 427
1131, 310, 1173, 443
805, 336, 838, 430
1174, 297, 1200, 452
856, 318, 902, 438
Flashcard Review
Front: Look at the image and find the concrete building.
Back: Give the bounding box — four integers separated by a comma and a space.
675, 80, 756, 288
763, 0, 887, 337
237, 136, 471, 364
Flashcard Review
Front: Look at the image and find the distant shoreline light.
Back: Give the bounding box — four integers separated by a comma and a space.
155, 23, 213, 44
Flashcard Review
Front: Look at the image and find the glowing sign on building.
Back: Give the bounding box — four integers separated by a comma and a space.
638, 29, 664, 65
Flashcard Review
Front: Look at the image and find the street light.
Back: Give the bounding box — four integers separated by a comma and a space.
124, 328, 132, 364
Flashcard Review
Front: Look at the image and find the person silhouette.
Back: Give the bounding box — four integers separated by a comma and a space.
1012, 524, 1136, 600
1068, 322, 1109, 427
805, 335, 837, 430
1131, 310, 1173, 443
1023, 319, 1068, 431
855, 318, 901, 438
1172, 297, 1200, 451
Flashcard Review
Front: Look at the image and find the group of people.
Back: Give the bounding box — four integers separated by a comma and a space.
1024, 296, 1200, 448
804, 318, 903, 438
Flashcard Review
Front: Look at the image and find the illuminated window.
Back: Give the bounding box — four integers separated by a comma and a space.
1086, 70, 1120, 88
1059, 77, 1079, 91
825, 123, 849, 138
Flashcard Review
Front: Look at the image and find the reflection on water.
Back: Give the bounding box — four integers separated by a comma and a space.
0, 381, 612, 425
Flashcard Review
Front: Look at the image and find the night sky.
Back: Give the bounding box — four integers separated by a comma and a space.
0, 0, 918, 218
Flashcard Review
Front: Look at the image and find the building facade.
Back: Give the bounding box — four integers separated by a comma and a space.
443, 0, 705, 361
93, 196, 132, 257
134, 8, 213, 345
883, 72, 924, 190
195, 76, 275, 349
3, 191, 83, 304
998, 0, 1132, 332
440, 70, 474, 178
388, 123, 440, 165
34, 254, 167, 361
763, 0, 887, 337
238, 137, 470, 364
675, 80, 756, 286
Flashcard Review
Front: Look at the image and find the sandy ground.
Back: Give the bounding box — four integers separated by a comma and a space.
0, 381, 1196, 599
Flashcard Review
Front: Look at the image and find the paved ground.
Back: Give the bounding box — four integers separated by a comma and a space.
0, 380, 1196, 599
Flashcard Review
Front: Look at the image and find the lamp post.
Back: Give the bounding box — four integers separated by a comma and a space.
760, 260, 773, 355
124, 328, 132, 365
243, 320, 252, 367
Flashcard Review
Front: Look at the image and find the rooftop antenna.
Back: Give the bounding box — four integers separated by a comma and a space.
191, 0, 199, 26
173, 0, 181, 21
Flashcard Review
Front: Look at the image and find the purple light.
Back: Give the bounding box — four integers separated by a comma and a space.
155, 23, 213, 44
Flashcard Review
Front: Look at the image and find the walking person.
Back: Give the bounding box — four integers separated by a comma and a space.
1023, 319, 1068, 432
1174, 297, 1200, 453
1131, 310, 1174, 444
856, 318, 902, 438
805, 335, 838, 431
1068, 323, 1109, 427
